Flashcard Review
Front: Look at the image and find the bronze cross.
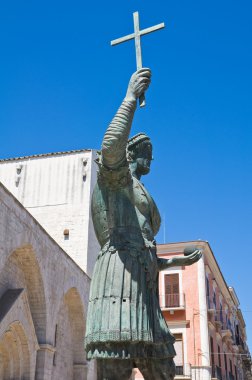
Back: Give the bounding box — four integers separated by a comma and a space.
111, 12, 165, 107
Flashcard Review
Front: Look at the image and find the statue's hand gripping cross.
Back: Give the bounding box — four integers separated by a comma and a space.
111, 12, 165, 108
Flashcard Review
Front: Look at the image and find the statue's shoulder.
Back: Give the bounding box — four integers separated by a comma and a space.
133, 178, 152, 202
134, 178, 161, 235
95, 151, 132, 190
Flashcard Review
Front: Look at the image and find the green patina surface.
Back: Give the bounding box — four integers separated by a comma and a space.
84, 69, 201, 379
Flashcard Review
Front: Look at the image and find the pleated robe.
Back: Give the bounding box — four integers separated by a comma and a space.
85, 163, 176, 360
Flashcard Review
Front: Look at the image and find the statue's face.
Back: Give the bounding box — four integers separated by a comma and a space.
135, 141, 153, 175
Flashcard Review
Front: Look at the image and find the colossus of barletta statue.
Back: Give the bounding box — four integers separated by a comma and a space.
85, 68, 202, 380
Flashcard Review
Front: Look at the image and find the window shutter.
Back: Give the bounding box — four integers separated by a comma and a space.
165, 274, 180, 307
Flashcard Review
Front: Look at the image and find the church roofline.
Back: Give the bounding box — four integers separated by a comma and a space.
0, 148, 93, 163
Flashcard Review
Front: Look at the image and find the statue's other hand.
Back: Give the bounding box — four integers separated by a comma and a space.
125, 68, 151, 102
171, 250, 202, 267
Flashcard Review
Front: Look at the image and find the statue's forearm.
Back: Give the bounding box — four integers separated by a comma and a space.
157, 250, 202, 271
101, 99, 137, 169
157, 258, 174, 271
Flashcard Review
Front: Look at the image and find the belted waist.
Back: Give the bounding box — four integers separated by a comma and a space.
103, 226, 154, 244
99, 238, 156, 257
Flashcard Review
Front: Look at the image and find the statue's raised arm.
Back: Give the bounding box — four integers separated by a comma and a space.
101, 68, 151, 169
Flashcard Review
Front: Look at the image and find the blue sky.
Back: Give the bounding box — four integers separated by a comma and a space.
1, 0, 252, 349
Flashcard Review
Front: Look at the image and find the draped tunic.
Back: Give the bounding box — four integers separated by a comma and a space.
85, 99, 176, 360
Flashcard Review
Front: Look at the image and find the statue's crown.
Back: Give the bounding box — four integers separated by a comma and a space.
127, 133, 150, 150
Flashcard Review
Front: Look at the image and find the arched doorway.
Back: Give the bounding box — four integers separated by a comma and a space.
0, 322, 30, 380
52, 287, 87, 380
0, 244, 47, 342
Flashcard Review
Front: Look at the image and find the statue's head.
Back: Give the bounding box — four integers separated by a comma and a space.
127, 133, 153, 177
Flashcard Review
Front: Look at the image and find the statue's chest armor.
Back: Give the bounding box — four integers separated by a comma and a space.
131, 179, 150, 217
92, 179, 152, 239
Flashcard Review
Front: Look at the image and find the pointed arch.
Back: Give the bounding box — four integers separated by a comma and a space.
0, 244, 47, 342
64, 287, 86, 364
52, 287, 87, 380
0, 322, 30, 380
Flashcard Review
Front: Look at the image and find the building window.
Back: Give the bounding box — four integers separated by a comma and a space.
224, 352, 228, 374
164, 273, 180, 307
210, 336, 215, 377
173, 334, 184, 375
235, 324, 240, 346
220, 303, 224, 326
230, 359, 233, 375
218, 345, 221, 368
213, 291, 217, 309
206, 276, 210, 308
206, 276, 210, 297
225, 310, 228, 329
235, 365, 238, 380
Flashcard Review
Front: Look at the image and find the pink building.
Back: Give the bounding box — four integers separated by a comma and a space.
132, 241, 252, 380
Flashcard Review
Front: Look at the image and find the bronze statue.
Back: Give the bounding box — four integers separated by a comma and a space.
85, 68, 202, 380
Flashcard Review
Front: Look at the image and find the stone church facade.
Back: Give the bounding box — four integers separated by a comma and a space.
0, 150, 99, 380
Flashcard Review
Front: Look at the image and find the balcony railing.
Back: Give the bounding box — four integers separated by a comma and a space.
175, 366, 184, 375
214, 311, 223, 330
215, 365, 222, 380
235, 335, 245, 349
207, 307, 235, 344
175, 363, 191, 377
214, 310, 224, 325
228, 373, 235, 380
159, 293, 185, 309
207, 296, 215, 312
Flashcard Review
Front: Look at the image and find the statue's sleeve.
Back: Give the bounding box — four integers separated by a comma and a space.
101, 99, 137, 169
157, 258, 169, 271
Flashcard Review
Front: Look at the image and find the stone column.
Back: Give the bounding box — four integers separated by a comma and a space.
0, 355, 3, 380
35, 344, 56, 380
87, 359, 97, 380
73, 363, 88, 380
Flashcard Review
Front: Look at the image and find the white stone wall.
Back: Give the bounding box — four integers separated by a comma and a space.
0, 150, 99, 277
